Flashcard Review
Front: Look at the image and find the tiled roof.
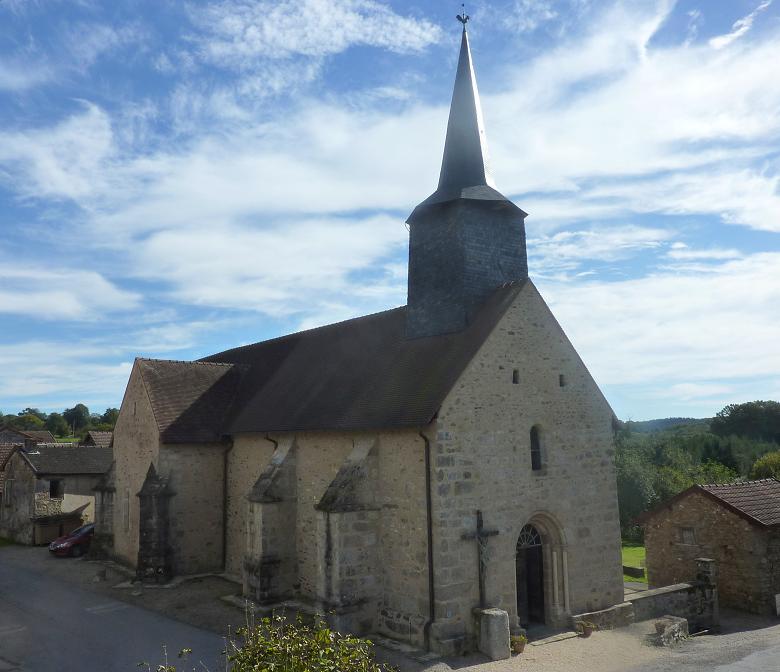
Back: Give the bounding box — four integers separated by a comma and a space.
202, 282, 524, 434
22, 445, 113, 476
137, 359, 242, 444
137, 283, 524, 441
700, 479, 780, 527
85, 431, 113, 448
25, 430, 55, 443
0, 443, 20, 494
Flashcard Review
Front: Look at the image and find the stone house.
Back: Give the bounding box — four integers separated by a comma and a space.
641, 479, 780, 617
104, 24, 624, 653
0, 426, 55, 445
0, 444, 113, 544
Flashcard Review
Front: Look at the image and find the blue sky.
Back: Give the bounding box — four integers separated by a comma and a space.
1, 0, 779, 421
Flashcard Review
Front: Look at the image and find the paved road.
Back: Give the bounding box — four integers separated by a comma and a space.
0, 558, 227, 672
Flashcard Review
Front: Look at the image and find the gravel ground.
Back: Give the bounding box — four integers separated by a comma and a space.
3, 545, 779, 672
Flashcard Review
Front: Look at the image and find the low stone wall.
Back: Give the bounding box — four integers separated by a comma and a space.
573, 558, 719, 634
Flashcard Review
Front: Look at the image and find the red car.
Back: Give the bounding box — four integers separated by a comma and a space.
48, 523, 95, 557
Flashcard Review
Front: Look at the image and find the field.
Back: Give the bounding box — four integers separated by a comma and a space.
622, 543, 647, 583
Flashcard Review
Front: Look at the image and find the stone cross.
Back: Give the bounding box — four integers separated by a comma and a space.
461, 509, 499, 608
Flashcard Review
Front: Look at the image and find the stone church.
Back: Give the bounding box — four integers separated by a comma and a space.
106, 24, 623, 654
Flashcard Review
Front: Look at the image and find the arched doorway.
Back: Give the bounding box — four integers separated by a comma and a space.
516, 524, 545, 626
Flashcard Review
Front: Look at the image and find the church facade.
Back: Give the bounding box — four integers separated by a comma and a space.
106, 24, 623, 654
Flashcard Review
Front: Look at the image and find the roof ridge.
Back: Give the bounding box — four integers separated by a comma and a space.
202, 304, 406, 362
138, 357, 235, 368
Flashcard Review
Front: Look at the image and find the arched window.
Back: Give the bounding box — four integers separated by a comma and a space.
530, 426, 542, 471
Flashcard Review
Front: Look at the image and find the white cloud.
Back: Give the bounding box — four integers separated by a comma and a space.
64, 22, 145, 69
0, 103, 113, 200
189, 0, 442, 66
130, 215, 407, 317
709, 1, 773, 50
541, 252, 780, 391
666, 247, 742, 261
0, 264, 140, 320
529, 225, 673, 274
0, 340, 132, 409
501, 0, 559, 33
0, 60, 50, 91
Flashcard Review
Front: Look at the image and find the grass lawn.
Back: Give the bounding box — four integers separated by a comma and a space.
54, 437, 79, 443
622, 542, 647, 583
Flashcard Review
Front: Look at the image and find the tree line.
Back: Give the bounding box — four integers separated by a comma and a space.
1, 405, 119, 440
618, 400, 780, 541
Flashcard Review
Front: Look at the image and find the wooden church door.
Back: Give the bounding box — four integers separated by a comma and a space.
516, 524, 545, 626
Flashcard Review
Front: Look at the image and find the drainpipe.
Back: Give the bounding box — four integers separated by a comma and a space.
420, 430, 436, 651
221, 435, 235, 572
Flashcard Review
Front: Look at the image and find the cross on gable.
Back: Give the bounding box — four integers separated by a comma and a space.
462, 509, 499, 608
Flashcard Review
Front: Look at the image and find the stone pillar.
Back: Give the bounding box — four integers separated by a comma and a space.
695, 557, 719, 631
243, 437, 298, 605
473, 608, 510, 661
136, 463, 174, 583
90, 462, 115, 559
314, 438, 380, 635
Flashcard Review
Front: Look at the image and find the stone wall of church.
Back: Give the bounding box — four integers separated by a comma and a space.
428, 281, 623, 652
112, 363, 162, 567
225, 433, 276, 579
225, 429, 429, 643
0, 452, 36, 544
644, 489, 774, 615
159, 442, 227, 575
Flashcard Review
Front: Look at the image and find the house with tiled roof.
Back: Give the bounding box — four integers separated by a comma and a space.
640, 479, 780, 616
0, 426, 55, 445
0, 444, 112, 545
106, 22, 624, 655
83, 430, 113, 449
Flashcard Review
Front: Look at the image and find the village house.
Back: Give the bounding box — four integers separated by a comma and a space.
83, 430, 113, 449
0, 443, 113, 545
103, 23, 624, 654
0, 425, 55, 445
641, 479, 780, 617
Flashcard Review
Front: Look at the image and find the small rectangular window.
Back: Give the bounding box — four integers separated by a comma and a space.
679, 527, 696, 545
559, 374, 566, 387
49, 480, 64, 499
530, 426, 542, 472
512, 369, 519, 384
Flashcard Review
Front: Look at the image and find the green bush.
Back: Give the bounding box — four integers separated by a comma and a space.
143, 616, 396, 672
750, 450, 780, 480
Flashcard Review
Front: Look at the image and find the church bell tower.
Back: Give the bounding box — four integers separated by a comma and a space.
406, 18, 528, 339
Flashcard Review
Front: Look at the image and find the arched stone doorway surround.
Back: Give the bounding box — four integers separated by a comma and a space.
514, 512, 569, 629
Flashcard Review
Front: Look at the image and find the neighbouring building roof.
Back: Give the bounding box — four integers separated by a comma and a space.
136, 282, 524, 442
84, 430, 113, 448
640, 479, 780, 528
25, 430, 56, 443
0, 426, 54, 443
20, 445, 113, 477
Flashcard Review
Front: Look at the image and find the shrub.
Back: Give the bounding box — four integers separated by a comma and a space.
750, 450, 780, 480
142, 615, 396, 672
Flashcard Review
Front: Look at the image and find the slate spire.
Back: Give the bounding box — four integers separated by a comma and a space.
405, 18, 528, 339
434, 22, 496, 200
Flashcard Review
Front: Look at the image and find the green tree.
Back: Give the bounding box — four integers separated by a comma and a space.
19, 407, 46, 421
100, 408, 120, 426
750, 451, 780, 480
63, 404, 90, 431
15, 413, 45, 431
45, 412, 69, 437
711, 400, 780, 443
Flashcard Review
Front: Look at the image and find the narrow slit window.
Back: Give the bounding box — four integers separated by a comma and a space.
512, 369, 520, 384
559, 374, 566, 387
530, 426, 542, 471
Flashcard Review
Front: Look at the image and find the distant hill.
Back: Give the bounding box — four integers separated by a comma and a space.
623, 417, 711, 434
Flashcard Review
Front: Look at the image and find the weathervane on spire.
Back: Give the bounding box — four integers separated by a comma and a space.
456, 3, 469, 28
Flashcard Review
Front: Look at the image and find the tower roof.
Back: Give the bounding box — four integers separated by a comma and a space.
424, 23, 509, 206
